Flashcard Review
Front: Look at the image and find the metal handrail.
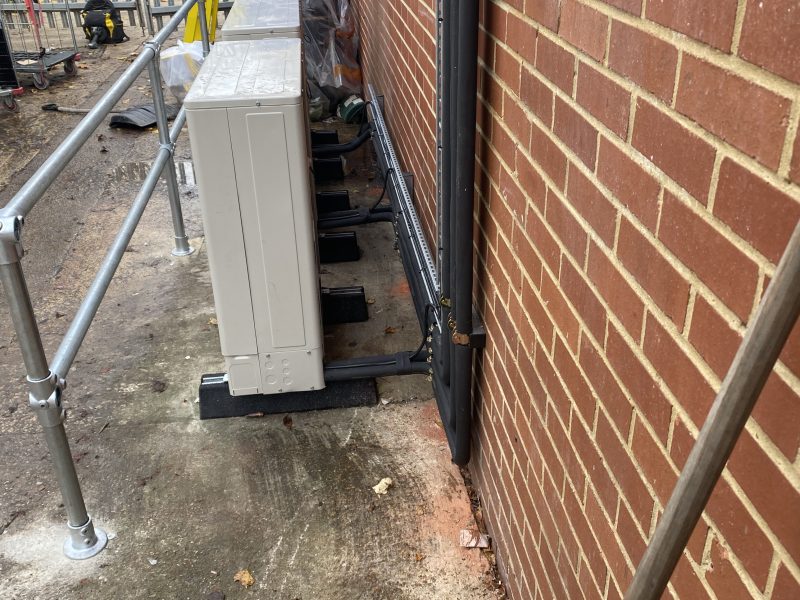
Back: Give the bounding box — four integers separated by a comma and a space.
0, 0, 209, 560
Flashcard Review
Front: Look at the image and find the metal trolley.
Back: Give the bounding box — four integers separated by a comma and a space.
0, 13, 22, 110
0, 0, 80, 89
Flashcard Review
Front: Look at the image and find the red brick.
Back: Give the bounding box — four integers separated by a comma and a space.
729, 431, 800, 560
514, 229, 544, 291
587, 241, 645, 340
738, 0, 800, 84
688, 295, 742, 379
558, 0, 609, 62
617, 218, 690, 327
596, 137, 660, 232
714, 158, 800, 265
579, 335, 633, 434
608, 21, 678, 102
576, 63, 631, 140
751, 372, 800, 462
659, 191, 760, 322
524, 0, 561, 32
616, 502, 646, 569
565, 164, 617, 247
632, 99, 717, 201
554, 96, 599, 169
546, 193, 589, 263
503, 91, 532, 149
646, 0, 738, 51
521, 278, 555, 353
520, 68, 554, 126
705, 538, 753, 599
516, 148, 547, 212
505, 12, 536, 64
643, 314, 716, 427
535, 34, 575, 94
631, 416, 676, 505
498, 163, 527, 223
675, 55, 791, 170
572, 415, 618, 516
494, 44, 522, 95
541, 268, 581, 353
606, 324, 672, 443
596, 410, 654, 531
560, 257, 606, 344
772, 563, 800, 599
670, 554, 709, 600
706, 478, 774, 589
530, 124, 568, 190
586, 487, 630, 590
525, 203, 561, 275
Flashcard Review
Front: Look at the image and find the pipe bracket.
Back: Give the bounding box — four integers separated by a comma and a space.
27, 372, 64, 428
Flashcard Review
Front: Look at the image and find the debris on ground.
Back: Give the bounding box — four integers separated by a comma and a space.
147, 557, 158, 566
206, 592, 225, 600
384, 326, 397, 334
233, 569, 255, 588
208, 317, 218, 326
459, 529, 491, 549
282, 415, 293, 429
380, 397, 392, 405
150, 380, 167, 393
372, 477, 393, 495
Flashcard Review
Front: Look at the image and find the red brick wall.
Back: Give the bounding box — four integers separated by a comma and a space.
353, 1, 800, 598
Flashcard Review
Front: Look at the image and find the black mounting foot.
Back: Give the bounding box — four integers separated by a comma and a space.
198, 374, 377, 419
319, 232, 361, 263
321, 286, 369, 324
316, 190, 352, 214
310, 129, 339, 146
314, 157, 345, 182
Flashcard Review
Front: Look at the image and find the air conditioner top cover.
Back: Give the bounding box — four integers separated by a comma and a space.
220, 0, 300, 38
184, 38, 302, 110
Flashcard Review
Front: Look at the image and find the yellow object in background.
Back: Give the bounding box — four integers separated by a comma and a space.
183, 0, 218, 44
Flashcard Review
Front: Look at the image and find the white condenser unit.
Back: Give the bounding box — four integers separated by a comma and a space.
185, 38, 324, 397
219, 0, 300, 41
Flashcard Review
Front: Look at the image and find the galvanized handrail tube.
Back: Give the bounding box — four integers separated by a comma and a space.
0, 261, 107, 559
624, 220, 800, 600
50, 145, 174, 380
147, 55, 193, 256
197, 0, 211, 56
0, 0, 199, 219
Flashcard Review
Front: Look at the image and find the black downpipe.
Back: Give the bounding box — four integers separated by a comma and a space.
438, 0, 455, 388
449, 0, 479, 466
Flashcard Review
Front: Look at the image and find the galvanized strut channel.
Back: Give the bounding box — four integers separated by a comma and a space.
0, 2, 210, 559
367, 84, 440, 328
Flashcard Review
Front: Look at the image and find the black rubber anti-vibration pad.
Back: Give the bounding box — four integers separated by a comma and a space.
198, 374, 377, 419
310, 129, 339, 146
319, 231, 360, 263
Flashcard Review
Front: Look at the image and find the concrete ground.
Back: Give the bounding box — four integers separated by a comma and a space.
0, 28, 500, 600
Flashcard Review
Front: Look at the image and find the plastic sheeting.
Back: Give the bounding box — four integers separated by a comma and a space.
303, 0, 361, 118
160, 41, 205, 103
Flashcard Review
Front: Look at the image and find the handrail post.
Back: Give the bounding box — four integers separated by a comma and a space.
197, 0, 210, 57
146, 46, 194, 257
0, 219, 107, 560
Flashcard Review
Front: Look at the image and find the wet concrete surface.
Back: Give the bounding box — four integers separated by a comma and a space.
0, 29, 497, 600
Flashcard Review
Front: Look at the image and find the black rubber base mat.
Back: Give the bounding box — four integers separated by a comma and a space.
198, 374, 377, 419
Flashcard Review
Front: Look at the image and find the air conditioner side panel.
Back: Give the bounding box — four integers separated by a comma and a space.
185, 106, 259, 360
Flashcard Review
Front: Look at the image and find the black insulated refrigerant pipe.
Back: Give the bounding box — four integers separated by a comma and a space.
449, 0, 480, 466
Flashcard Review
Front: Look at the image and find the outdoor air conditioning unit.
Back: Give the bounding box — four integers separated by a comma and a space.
185, 38, 324, 397
219, 0, 300, 41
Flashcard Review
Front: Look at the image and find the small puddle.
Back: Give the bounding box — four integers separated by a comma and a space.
113, 161, 196, 185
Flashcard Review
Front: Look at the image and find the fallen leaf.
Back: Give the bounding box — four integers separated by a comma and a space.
151, 380, 167, 393
147, 557, 158, 566
282, 415, 293, 429
384, 326, 397, 335
415, 552, 425, 562
372, 477, 393, 495
233, 569, 254, 588
208, 317, 218, 326
366, 297, 376, 305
